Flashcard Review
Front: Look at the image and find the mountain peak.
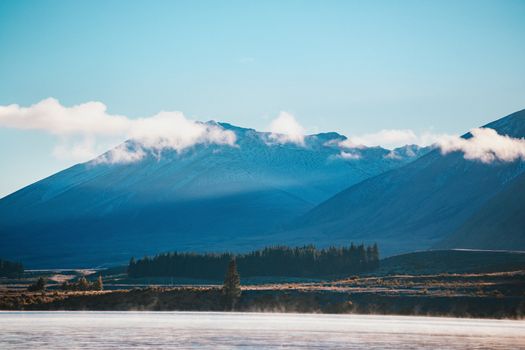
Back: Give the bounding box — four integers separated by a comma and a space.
310, 132, 347, 142
483, 109, 525, 138
215, 121, 255, 134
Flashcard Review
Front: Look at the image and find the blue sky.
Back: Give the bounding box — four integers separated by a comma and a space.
1, 0, 525, 196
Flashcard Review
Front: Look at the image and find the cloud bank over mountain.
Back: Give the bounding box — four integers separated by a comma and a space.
438, 127, 525, 163
2, 98, 524, 165
341, 129, 451, 149
341, 127, 525, 164
0, 98, 236, 163
0, 99, 309, 162
267, 111, 306, 146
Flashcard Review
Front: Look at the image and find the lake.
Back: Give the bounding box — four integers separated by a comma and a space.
0, 311, 524, 349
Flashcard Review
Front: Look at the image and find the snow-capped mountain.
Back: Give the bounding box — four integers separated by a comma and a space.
0, 123, 429, 267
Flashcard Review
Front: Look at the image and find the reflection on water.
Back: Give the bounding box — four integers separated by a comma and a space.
0, 311, 524, 349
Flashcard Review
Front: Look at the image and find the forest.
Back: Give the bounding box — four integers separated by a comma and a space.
128, 244, 379, 279
0, 258, 23, 278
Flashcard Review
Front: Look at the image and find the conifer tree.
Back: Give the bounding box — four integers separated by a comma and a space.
222, 258, 241, 310
61, 281, 70, 291
94, 275, 103, 291
127, 243, 380, 279
0, 258, 23, 278
371, 243, 380, 269
77, 276, 90, 290
128, 257, 136, 276
28, 277, 46, 292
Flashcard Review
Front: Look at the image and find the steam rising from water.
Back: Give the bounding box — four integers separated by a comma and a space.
0, 312, 523, 349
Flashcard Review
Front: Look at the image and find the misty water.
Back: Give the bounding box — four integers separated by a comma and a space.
0, 311, 524, 349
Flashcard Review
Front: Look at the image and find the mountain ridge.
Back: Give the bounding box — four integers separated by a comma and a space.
280, 109, 525, 256
0, 123, 430, 267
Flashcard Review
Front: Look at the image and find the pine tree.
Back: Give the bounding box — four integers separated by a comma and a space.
127, 243, 381, 279
28, 277, 46, 292
128, 257, 136, 276
77, 276, 90, 291
371, 243, 380, 269
94, 275, 103, 291
222, 258, 241, 310
61, 281, 71, 291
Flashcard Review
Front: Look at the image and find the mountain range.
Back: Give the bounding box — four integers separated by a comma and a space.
0, 124, 428, 267
1, 110, 524, 268
281, 109, 525, 255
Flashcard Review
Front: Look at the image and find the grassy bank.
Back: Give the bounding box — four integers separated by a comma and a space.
2, 270, 524, 319
1, 288, 524, 319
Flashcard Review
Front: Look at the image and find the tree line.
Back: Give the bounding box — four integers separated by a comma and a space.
0, 258, 23, 278
128, 243, 379, 279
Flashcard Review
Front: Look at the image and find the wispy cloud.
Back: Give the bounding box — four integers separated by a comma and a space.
97, 144, 147, 164
267, 111, 306, 146
341, 129, 450, 149
338, 150, 362, 160
52, 137, 103, 161
0, 98, 236, 163
340, 126, 525, 163
438, 128, 525, 163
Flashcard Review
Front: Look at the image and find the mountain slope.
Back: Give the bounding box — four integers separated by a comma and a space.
438, 171, 525, 250
282, 110, 525, 255
0, 123, 428, 267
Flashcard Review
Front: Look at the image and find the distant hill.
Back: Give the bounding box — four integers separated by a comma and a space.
282, 110, 525, 255
379, 250, 525, 275
0, 123, 427, 268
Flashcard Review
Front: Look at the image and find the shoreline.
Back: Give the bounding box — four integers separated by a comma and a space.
1, 309, 524, 324
2, 287, 524, 319
3, 268, 524, 319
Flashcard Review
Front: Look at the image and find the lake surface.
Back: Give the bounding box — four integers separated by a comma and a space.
0, 311, 524, 349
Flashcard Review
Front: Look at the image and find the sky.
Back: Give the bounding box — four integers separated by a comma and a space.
1, 0, 525, 197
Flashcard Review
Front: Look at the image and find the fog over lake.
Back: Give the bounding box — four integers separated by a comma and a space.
1, 311, 524, 349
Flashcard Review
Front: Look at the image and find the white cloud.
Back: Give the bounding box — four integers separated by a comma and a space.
347, 129, 418, 148
129, 112, 236, 152
337, 138, 365, 149
338, 151, 362, 160
267, 111, 306, 145
384, 150, 402, 159
339, 126, 525, 163
0, 98, 236, 163
340, 129, 450, 149
96, 144, 147, 164
340, 129, 453, 149
4, 99, 521, 166
0, 98, 129, 136
52, 137, 106, 161
438, 128, 525, 163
